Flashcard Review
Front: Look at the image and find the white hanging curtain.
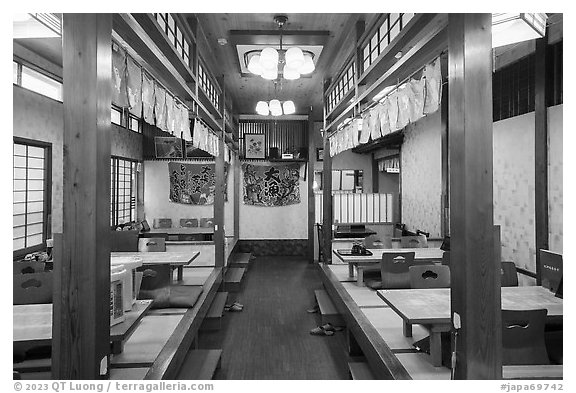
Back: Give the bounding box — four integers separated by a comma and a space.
359, 111, 371, 144
181, 106, 192, 142
165, 93, 175, 135
126, 56, 142, 117
154, 84, 167, 132
409, 78, 426, 122
396, 84, 411, 130
378, 101, 391, 136
387, 92, 400, 132
423, 57, 442, 115
111, 43, 129, 108
369, 105, 381, 141
141, 71, 155, 125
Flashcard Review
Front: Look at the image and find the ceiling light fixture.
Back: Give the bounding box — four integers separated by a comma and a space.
255, 80, 296, 116
245, 15, 315, 81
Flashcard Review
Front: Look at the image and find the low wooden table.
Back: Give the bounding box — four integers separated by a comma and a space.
333, 248, 444, 286
111, 251, 200, 282
13, 300, 153, 355
377, 286, 563, 367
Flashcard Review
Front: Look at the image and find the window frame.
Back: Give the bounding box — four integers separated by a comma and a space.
13, 58, 63, 103
13, 137, 52, 259
110, 156, 139, 228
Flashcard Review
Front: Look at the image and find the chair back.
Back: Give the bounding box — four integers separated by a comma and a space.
137, 264, 171, 292
13, 260, 45, 275
502, 309, 550, 365
180, 218, 199, 228
380, 252, 416, 289
138, 237, 166, 252
400, 235, 428, 248
540, 250, 562, 294
200, 217, 214, 228
500, 261, 519, 287
441, 251, 450, 266
440, 236, 451, 251
13, 272, 53, 305
416, 229, 430, 238
153, 218, 172, 229
363, 235, 385, 249
409, 265, 451, 289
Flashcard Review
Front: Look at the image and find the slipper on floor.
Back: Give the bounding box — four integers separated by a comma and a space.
227, 304, 243, 312
309, 326, 334, 336
306, 305, 319, 313
320, 323, 344, 332
232, 302, 244, 308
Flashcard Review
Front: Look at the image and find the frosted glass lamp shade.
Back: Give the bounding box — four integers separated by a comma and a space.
260, 47, 279, 70
271, 107, 282, 116
283, 100, 296, 115
248, 54, 263, 75
269, 99, 282, 111
256, 101, 269, 116
262, 68, 278, 80
283, 65, 300, 80
299, 53, 315, 74
285, 47, 305, 69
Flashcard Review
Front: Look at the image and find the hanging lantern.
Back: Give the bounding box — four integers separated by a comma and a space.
256, 101, 269, 116
262, 68, 278, 80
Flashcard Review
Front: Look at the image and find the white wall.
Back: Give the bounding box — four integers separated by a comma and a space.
493, 104, 563, 274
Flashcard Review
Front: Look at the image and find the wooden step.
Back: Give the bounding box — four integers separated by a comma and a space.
201, 292, 228, 331
229, 253, 252, 269
111, 314, 184, 368
223, 268, 245, 292
110, 368, 149, 380
177, 267, 215, 286
503, 365, 563, 380
176, 349, 222, 380
395, 353, 451, 380
314, 289, 344, 327
348, 362, 375, 380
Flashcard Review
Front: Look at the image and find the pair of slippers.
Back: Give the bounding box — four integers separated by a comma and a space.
225, 302, 244, 312
309, 323, 343, 336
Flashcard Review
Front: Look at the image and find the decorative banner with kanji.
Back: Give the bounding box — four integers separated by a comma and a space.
168, 162, 228, 205
242, 163, 301, 207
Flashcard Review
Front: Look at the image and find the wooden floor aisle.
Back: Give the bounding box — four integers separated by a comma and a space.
198, 256, 350, 380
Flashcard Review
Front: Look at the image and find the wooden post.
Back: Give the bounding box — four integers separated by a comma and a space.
234, 148, 240, 242
448, 13, 501, 379
307, 110, 316, 263
215, 78, 226, 267
534, 34, 548, 285
440, 54, 450, 236
322, 79, 333, 264
54, 14, 112, 379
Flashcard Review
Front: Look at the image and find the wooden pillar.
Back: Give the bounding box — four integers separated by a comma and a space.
440, 54, 450, 236
214, 130, 225, 267
233, 148, 240, 242
322, 133, 333, 264
448, 13, 501, 379
534, 34, 548, 285
307, 110, 316, 263
371, 153, 379, 193
54, 14, 112, 379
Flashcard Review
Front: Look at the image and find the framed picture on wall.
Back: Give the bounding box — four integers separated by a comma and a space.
316, 148, 324, 161
244, 133, 265, 159
155, 137, 183, 159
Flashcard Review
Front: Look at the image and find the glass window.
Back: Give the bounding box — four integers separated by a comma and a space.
13, 140, 50, 255
13, 61, 19, 84
21, 65, 62, 101
156, 13, 167, 32
403, 13, 414, 26
129, 116, 140, 133
111, 107, 122, 126
110, 157, 138, 227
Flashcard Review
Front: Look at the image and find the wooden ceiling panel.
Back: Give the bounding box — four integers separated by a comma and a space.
193, 13, 373, 119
